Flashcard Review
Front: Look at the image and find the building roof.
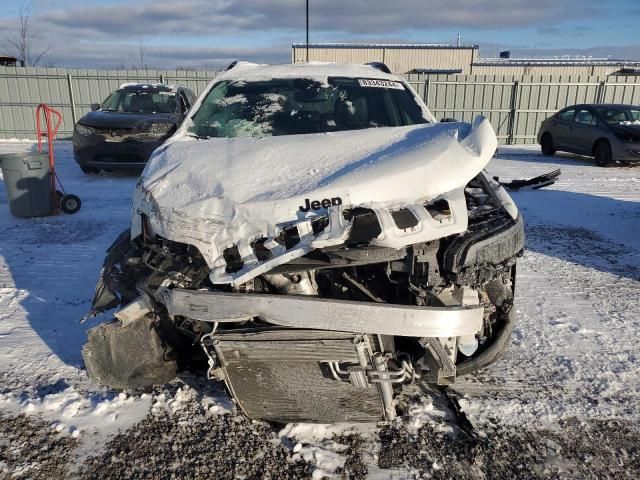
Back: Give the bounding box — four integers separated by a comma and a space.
292, 43, 478, 50
473, 57, 640, 67
409, 68, 463, 74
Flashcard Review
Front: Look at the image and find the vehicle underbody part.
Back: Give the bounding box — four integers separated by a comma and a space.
83, 170, 523, 422
82, 314, 178, 390
495, 168, 561, 191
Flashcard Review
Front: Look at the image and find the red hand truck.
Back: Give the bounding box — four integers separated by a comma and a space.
36, 103, 81, 214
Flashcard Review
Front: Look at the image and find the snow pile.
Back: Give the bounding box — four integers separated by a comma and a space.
2, 387, 150, 437
619, 120, 640, 125
279, 422, 376, 480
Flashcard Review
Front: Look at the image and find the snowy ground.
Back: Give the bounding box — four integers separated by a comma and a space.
0, 141, 639, 479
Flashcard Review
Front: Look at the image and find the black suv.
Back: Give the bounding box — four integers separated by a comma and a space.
73, 83, 196, 173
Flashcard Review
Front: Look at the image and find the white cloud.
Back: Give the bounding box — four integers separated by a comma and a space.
1, 0, 637, 68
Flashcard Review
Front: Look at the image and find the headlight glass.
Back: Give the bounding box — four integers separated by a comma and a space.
75, 123, 94, 136
614, 132, 639, 143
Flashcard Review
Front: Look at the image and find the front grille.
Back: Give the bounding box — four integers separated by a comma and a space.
93, 126, 135, 137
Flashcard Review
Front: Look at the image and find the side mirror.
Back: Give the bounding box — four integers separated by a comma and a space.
440, 117, 458, 123
90, 103, 101, 112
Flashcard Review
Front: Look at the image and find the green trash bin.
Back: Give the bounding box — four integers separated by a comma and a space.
0, 152, 53, 218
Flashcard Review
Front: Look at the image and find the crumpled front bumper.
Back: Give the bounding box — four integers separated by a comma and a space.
159, 288, 484, 337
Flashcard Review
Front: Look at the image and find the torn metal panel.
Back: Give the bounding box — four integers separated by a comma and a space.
160, 289, 484, 337
496, 168, 561, 191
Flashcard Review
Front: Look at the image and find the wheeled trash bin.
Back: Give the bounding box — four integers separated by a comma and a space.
0, 152, 53, 218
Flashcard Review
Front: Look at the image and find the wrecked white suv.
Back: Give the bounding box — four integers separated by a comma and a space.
83, 62, 524, 423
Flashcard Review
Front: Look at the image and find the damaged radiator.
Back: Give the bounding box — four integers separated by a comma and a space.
203, 329, 390, 423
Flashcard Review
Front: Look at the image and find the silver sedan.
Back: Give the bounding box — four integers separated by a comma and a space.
537, 104, 640, 166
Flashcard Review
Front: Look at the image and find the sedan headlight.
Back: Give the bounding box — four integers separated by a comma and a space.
75, 123, 95, 136
614, 132, 640, 143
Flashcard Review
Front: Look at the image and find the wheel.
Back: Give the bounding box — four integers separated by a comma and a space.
594, 140, 612, 166
80, 166, 99, 174
60, 194, 81, 214
540, 133, 556, 156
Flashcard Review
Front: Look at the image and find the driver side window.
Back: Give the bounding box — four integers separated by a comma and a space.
557, 109, 575, 122
575, 109, 596, 126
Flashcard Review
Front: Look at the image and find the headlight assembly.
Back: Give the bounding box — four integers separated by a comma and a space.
614, 132, 639, 143
75, 123, 95, 136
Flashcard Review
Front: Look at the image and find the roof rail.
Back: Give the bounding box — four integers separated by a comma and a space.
365, 62, 391, 74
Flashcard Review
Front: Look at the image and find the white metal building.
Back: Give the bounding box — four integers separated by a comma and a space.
292, 43, 640, 76
291, 43, 479, 74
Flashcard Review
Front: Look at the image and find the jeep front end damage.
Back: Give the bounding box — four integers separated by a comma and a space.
82, 115, 524, 423
83, 176, 523, 423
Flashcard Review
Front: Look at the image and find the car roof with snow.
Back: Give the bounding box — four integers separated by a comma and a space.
213, 61, 406, 84
564, 103, 638, 109
118, 82, 179, 92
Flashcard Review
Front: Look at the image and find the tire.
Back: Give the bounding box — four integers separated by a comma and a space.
594, 140, 613, 167
60, 194, 81, 214
540, 133, 556, 156
80, 166, 99, 174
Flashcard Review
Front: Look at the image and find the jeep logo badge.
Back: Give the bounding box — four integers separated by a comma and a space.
299, 197, 342, 212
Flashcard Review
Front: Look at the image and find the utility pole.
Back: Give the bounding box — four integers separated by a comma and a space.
306, 0, 309, 62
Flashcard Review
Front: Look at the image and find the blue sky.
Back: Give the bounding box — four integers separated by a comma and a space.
1, 0, 639, 68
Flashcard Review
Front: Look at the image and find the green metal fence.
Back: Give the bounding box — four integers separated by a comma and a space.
0, 67, 217, 139
405, 73, 640, 144
1, 66, 639, 143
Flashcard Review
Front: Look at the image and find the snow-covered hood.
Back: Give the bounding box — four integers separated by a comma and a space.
132, 117, 499, 283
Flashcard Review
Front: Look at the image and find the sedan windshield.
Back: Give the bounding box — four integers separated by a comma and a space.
101, 89, 177, 114
187, 77, 428, 138
595, 106, 640, 124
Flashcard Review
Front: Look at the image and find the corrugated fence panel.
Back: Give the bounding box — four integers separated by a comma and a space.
0, 66, 220, 139
0, 66, 638, 141
404, 72, 639, 144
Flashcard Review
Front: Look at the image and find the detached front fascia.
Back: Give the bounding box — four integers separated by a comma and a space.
132, 116, 500, 286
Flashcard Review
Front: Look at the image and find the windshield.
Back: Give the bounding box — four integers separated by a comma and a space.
101, 89, 177, 114
187, 77, 428, 138
595, 106, 640, 124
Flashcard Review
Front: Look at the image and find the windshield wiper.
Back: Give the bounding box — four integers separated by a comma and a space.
186, 133, 210, 140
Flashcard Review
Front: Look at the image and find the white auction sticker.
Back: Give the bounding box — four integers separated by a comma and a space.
357, 79, 405, 90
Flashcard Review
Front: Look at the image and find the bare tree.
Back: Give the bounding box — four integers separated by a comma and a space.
4, 0, 52, 66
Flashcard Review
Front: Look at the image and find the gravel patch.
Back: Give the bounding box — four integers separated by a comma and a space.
376, 416, 640, 479
77, 397, 314, 479
0, 413, 78, 480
